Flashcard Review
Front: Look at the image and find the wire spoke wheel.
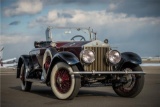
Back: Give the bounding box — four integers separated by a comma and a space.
55, 68, 72, 93
112, 65, 144, 97
20, 64, 32, 91
42, 49, 53, 80
120, 68, 136, 92
50, 62, 81, 100
44, 56, 51, 72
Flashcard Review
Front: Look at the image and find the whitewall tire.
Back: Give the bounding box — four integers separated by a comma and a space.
50, 62, 80, 100
42, 49, 52, 80
20, 64, 32, 91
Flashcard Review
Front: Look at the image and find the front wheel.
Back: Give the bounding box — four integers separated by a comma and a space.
50, 62, 81, 100
112, 65, 144, 97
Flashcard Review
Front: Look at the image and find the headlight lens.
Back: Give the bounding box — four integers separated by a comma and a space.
108, 50, 121, 64
80, 50, 95, 64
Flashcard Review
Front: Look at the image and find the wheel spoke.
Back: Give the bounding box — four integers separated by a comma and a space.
55, 68, 71, 93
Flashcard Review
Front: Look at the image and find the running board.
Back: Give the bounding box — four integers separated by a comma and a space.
26, 78, 44, 83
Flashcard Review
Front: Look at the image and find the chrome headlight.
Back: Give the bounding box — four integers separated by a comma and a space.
108, 50, 121, 64
80, 50, 95, 64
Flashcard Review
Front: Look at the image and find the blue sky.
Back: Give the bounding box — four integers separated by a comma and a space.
1, 0, 160, 59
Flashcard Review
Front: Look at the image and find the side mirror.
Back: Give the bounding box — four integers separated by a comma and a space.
104, 39, 108, 44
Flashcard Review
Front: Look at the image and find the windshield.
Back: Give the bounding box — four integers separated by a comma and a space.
46, 27, 96, 42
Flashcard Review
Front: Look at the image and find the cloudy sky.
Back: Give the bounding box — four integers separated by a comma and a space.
1, 0, 160, 59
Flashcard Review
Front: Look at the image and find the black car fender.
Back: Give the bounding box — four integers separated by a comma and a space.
45, 51, 81, 83
116, 52, 142, 70
16, 55, 31, 78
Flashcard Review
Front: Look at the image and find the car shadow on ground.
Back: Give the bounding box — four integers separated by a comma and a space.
10, 85, 57, 99
78, 89, 118, 98
10, 85, 118, 100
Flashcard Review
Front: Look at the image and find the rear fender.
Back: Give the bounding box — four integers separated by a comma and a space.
17, 55, 31, 78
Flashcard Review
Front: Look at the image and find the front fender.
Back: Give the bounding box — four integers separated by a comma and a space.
115, 52, 142, 71
17, 55, 30, 78
121, 52, 142, 65
54, 51, 80, 65
45, 51, 80, 83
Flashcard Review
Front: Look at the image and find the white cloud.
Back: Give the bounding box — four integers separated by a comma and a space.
0, 35, 32, 45
108, 3, 117, 11
0, 34, 44, 59
29, 9, 158, 26
4, 0, 43, 17
28, 9, 160, 39
27, 9, 160, 57
48, 10, 58, 21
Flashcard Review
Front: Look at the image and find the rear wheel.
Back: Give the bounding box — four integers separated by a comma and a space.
20, 64, 32, 91
112, 65, 144, 97
50, 62, 81, 100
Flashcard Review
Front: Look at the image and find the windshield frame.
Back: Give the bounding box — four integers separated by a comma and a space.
45, 26, 96, 41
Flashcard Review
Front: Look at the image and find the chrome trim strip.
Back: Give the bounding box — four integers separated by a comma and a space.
70, 71, 145, 75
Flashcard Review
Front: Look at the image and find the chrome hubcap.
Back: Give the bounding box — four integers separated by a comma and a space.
57, 77, 63, 85
121, 68, 136, 91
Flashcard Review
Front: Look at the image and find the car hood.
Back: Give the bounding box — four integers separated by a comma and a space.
58, 40, 109, 48
83, 40, 109, 48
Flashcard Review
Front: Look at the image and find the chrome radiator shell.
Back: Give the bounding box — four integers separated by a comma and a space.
83, 46, 112, 71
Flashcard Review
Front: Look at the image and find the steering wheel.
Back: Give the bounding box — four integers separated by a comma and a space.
71, 35, 86, 41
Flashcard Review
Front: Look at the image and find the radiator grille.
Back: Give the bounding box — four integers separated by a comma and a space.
83, 47, 112, 71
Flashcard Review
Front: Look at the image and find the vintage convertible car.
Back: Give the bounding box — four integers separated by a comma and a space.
16, 27, 145, 100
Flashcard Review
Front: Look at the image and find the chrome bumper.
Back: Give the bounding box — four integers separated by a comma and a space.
70, 71, 145, 75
